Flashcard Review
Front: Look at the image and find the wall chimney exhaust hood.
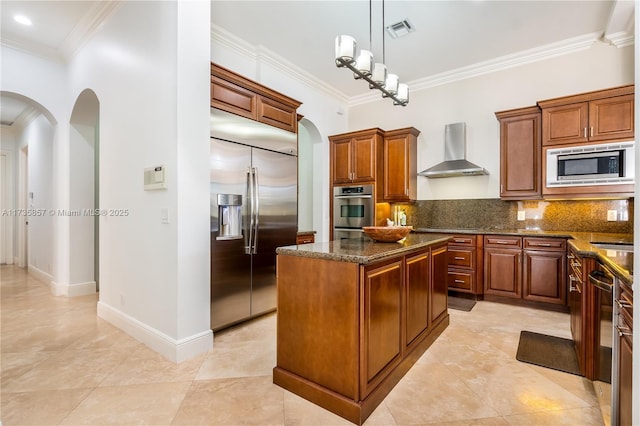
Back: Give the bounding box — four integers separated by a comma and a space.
418, 122, 488, 178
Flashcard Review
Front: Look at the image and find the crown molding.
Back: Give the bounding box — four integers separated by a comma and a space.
212, 27, 628, 110
61, 1, 122, 61
0, 1, 121, 63
350, 32, 604, 107
0, 37, 65, 63
603, 30, 635, 48
212, 25, 349, 105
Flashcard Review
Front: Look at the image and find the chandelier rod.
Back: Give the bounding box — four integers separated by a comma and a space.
382, 0, 385, 64
369, 0, 372, 52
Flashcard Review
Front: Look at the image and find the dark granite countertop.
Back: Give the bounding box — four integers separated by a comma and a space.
414, 227, 633, 287
276, 233, 451, 265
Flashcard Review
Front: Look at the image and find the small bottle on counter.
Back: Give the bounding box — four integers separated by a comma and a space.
399, 209, 407, 226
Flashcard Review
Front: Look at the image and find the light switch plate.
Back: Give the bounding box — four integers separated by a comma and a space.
607, 210, 617, 221
517, 210, 526, 221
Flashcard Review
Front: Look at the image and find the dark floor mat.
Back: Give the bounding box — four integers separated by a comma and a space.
447, 297, 476, 312
516, 330, 581, 376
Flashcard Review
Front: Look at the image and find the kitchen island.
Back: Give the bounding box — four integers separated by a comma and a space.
273, 234, 451, 425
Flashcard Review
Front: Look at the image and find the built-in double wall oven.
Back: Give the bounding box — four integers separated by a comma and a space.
333, 184, 374, 240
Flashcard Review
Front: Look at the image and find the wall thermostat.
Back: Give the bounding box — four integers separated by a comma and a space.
144, 165, 167, 190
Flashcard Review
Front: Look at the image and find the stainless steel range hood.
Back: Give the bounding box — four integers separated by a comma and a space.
418, 122, 488, 178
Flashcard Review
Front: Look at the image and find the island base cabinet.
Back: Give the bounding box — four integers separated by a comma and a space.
273, 244, 449, 425
362, 259, 404, 397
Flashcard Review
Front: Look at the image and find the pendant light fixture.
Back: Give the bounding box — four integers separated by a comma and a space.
334, 0, 409, 106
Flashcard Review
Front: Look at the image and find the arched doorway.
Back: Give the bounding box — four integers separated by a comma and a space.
297, 118, 324, 242
0, 91, 56, 276
69, 89, 100, 293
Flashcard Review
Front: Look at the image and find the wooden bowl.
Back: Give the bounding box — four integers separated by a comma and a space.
363, 226, 412, 242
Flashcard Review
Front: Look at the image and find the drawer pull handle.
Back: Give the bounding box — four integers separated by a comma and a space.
454, 279, 465, 283
454, 256, 465, 260
531, 243, 552, 247
615, 325, 632, 337
571, 261, 581, 268
453, 239, 469, 243
494, 240, 513, 245
615, 299, 633, 309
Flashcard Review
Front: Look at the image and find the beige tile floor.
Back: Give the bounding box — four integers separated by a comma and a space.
1, 264, 607, 425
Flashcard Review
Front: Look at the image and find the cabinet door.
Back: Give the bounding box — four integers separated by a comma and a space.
382, 128, 419, 202
430, 244, 449, 323
405, 250, 430, 348
617, 332, 633, 426
589, 94, 634, 142
522, 250, 566, 304
498, 109, 542, 199
484, 248, 521, 298
256, 96, 297, 133
542, 102, 589, 146
211, 75, 257, 120
568, 277, 583, 372
361, 259, 403, 397
330, 137, 353, 184
352, 135, 377, 182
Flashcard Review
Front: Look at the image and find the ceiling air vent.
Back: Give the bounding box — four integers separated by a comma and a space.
386, 19, 415, 39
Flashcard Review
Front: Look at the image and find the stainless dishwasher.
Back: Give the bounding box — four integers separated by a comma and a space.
588, 262, 617, 424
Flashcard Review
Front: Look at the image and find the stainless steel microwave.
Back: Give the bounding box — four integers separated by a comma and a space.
546, 141, 635, 187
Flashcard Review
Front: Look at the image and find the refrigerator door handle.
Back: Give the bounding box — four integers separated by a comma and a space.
245, 167, 254, 255
252, 167, 260, 254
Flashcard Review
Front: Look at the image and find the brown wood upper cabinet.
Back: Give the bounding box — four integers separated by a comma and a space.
496, 106, 542, 200
381, 127, 420, 202
539, 85, 634, 146
329, 127, 420, 202
329, 128, 384, 185
211, 63, 301, 133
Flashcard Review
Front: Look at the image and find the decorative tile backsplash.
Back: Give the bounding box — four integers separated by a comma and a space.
402, 198, 633, 233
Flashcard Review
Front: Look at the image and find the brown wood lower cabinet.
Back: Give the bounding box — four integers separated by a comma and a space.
484, 236, 566, 305
273, 242, 449, 425
447, 234, 483, 296
362, 258, 403, 398
484, 236, 522, 298
523, 238, 566, 305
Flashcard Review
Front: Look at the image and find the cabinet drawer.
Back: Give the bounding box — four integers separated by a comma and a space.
447, 270, 473, 291
449, 234, 476, 246
524, 237, 566, 251
484, 235, 522, 249
296, 234, 315, 245
447, 248, 474, 268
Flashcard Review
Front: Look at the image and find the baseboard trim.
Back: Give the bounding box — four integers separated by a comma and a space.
27, 264, 53, 285
97, 301, 213, 363
50, 280, 97, 297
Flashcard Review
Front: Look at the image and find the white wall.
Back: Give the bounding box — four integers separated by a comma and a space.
349, 41, 635, 200
66, 0, 212, 360
2, 1, 212, 362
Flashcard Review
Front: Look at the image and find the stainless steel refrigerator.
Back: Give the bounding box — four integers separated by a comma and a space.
210, 108, 297, 331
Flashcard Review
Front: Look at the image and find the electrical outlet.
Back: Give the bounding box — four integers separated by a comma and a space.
607, 210, 617, 221
517, 210, 526, 221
